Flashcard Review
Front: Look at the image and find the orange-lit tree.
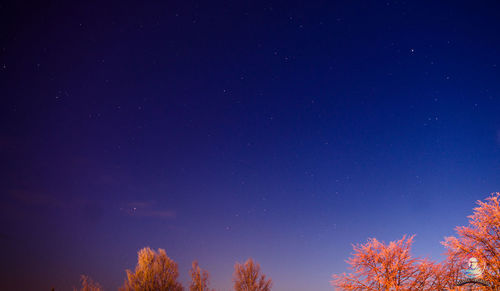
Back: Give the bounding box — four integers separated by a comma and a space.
73, 275, 103, 291
233, 258, 272, 291
437, 251, 464, 289
120, 247, 183, 291
442, 192, 500, 288
190, 260, 213, 291
332, 235, 444, 290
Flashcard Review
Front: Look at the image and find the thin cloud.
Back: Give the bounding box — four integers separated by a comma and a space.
10, 189, 68, 209
138, 210, 176, 218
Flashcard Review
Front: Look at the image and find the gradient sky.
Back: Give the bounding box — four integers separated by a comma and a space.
1, 1, 500, 290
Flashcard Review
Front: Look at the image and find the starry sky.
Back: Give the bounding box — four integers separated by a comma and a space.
1, 1, 500, 290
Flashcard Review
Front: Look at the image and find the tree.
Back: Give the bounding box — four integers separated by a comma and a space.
233, 258, 272, 291
120, 247, 183, 291
73, 275, 103, 291
332, 235, 442, 290
442, 192, 500, 288
435, 251, 464, 290
189, 261, 213, 291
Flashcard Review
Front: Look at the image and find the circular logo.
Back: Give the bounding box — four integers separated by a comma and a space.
462, 257, 483, 279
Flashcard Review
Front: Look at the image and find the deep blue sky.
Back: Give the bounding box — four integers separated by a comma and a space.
1, 1, 500, 290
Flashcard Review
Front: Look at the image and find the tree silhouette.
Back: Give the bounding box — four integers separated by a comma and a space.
233, 258, 272, 291
120, 247, 183, 291
189, 261, 213, 291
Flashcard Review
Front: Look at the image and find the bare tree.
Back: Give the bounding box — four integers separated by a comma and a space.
73, 275, 103, 291
120, 247, 183, 291
233, 258, 272, 291
332, 235, 444, 290
443, 192, 500, 288
189, 261, 213, 291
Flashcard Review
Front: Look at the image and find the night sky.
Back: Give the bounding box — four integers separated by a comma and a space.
2, 1, 500, 290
